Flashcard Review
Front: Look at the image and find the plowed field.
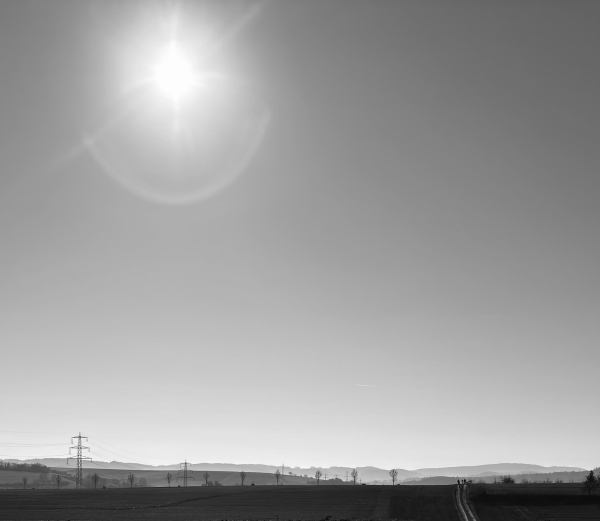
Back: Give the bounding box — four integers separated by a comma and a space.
470, 483, 600, 520
0, 484, 459, 521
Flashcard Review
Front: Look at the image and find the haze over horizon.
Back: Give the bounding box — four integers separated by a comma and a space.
2, 454, 587, 480
1, 1, 599, 471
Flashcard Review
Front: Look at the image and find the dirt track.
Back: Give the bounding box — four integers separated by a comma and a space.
455, 484, 477, 521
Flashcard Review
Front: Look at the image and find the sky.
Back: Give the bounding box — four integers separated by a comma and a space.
1, 0, 599, 471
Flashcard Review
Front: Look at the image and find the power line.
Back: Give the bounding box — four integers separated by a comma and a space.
0, 429, 70, 435
86, 453, 139, 471
87, 437, 171, 462
87, 441, 146, 465
89, 460, 114, 471
0, 453, 71, 458
67, 433, 91, 489
0, 443, 65, 447
86, 440, 173, 469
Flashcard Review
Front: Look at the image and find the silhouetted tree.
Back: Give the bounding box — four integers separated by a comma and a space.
127, 473, 135, 488
166, 472, 172, 487
389, 469, 398, 485
275, 468, 281, 485
55, 474, 62, 489
240, 471, 247, 486
203, 472, 210, 486
351, 469, 358, 485
315, 470, 322, 485
582, 470, 599, 495
22, 477, 28, 489
500, 475, 515, 484
92, 473, 100, 489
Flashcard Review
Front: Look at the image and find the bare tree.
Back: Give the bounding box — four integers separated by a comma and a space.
275, 468, 281, 485
240, 471, 247, 486
92, 473, 100, 489
55, 474, 62, 490
315, 470, 323, 485
203, 471, 210, 486
127, 473, 135, 488
389, 469, 398, 486
22, 477, 28, 489
166, 472, 172, 487
350, 469, 358, 485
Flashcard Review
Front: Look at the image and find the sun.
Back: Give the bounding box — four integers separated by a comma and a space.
153, 42, 196, 102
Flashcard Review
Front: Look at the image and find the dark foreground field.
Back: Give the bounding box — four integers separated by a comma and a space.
0, 485, 459, 521
470, 483, 600, 520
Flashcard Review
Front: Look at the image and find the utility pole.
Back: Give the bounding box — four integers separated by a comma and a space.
67, 433, 91, 489
177, 460, 194, 487
324, 474, 328, 482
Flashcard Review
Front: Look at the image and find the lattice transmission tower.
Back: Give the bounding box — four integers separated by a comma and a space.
280, 463, 286, 485
177, 460, 195, 487
67, 433, 91, 489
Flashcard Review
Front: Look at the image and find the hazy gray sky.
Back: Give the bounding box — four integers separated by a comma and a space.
1, 1, 599, 470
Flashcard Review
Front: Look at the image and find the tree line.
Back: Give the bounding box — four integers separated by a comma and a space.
0, 461, 51, 473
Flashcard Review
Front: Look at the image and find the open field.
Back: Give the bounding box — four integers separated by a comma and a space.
470, 483, 600, 521
0, 484, 459, 520
0, 470, 73, 489
472, 483, 590, 495
50, 467, 312, 487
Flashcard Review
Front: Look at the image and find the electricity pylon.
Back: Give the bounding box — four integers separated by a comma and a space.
177, 460, 195, 487
67, 433, 91, 489
280, 463, 286, 485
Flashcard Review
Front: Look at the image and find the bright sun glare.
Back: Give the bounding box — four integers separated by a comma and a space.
153, 42, 196, 102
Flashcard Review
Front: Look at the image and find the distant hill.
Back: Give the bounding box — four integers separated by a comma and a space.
402, 471, 589, 486
412, 463, 585, 478
6, 459, 586, 485
286, 466, 420, 482
16, 460, 422, 482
